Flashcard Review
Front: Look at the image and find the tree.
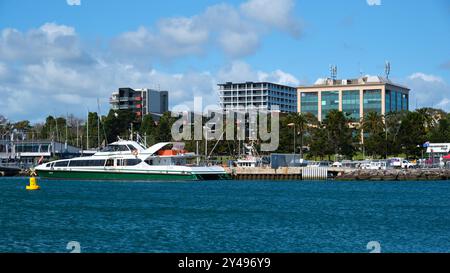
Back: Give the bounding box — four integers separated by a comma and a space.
428, 114, 450, 143
85, 112, 104, 148
140, 114, 157, 145
416, 107, 446, 132
13, 120, 31, 131
155, 112, 176, 142
103, 109, 136, 143
308, 125, 331, 159
396, 111, 427, 158
322, 110, 356, 158
39, 116, 56, 140
361, 112, 386, 158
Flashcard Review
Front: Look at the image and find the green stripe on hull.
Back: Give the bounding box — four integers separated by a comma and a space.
37, 170, 201, 181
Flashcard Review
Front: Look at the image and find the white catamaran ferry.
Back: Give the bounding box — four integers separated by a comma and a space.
35, 140, 230, 181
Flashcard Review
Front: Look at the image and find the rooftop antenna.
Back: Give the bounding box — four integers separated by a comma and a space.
330, 65, 337, 80
385, 61, 391, 79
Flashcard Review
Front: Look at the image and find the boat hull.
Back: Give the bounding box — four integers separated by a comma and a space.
36, 169, 230, 181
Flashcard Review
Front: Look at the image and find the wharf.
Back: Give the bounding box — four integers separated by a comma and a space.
226, 167, 450, 181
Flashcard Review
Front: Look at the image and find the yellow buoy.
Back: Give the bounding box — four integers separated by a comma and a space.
26, 177, 40, 191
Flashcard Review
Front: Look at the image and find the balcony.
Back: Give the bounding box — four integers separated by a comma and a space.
109, 97, 119, 103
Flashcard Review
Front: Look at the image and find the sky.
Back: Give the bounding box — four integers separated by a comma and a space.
0, 0, 449, 123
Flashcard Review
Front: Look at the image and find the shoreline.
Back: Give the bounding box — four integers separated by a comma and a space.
2, 167, 450, 181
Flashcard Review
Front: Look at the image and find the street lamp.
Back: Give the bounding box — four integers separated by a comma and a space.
288, 123, 296, 155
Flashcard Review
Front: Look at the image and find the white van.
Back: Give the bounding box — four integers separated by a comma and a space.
368, 161, 387, 170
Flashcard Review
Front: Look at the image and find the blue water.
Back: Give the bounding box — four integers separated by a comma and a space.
1, 177, 450, 253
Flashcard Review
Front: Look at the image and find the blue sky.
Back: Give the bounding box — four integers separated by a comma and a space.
0, 0, 449, 122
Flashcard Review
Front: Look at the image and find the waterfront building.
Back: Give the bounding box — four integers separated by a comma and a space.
110, 88, 169, 120
297, 76, 410, 121
0, 139, 82, 168
218, 82, 297, 113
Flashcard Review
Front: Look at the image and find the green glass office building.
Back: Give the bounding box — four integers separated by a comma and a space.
298, 76, 409, 122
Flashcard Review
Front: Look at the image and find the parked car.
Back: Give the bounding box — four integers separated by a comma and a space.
359, 161, 371, 169
308, 161, 332, 168
401, 160, 416, 169
332, 161, 343, 168
368, 161, 387, 170
389, 157, 403, 168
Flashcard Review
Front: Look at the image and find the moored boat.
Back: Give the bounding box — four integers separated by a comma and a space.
35, 140, 230, 181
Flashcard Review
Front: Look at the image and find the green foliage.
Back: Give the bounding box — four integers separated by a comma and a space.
155, 112, 176, 142
139, 114, 157, 145
397, 111, 427, 158
322, 110, 356, 158
428, 115, 450, 142
362, 111, 386, 158
103, 109, 136, 143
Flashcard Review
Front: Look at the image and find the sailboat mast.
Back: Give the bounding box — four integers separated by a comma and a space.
65, 113, 68, 150
76, 120, 79, 148
86, 111, 89, 150
97, 98, 101, 150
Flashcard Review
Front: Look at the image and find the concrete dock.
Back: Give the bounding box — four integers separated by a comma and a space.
226, 167, 450, 181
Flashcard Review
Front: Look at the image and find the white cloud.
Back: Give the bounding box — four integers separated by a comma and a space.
217, 61, 299, 86
0, 23, 91, 64
366, 0, 381, 6
406, 72, 450, 111
39, 22, 76, 42
67, 0, 81, 6
260, 70, 300, 86
240, 0, 301, 37
113, 0, 302, 60
436, 98, 450, 109
408, 72, 444, 84
0, 3, 304, 122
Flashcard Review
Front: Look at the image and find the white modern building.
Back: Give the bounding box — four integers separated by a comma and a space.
218, 82, 297, 113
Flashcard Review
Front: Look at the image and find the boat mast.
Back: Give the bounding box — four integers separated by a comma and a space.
86, 110, 89, 150
76, 120, 79, 148
65, 112, 68, 151
97, 98, 101, 150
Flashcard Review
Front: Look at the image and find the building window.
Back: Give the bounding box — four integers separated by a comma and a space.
321, 91, 339, 119
385, 90, 392, 113
342, 90, 360, 121
402, 93, 408, 111
300, 92, 318, 117
396, 91, 402, 111
363, 89, 382, 114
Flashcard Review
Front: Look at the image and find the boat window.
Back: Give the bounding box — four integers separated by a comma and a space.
124, 159, 142, 166
127, 145, 137, 151
69, 160, 105, 167
54, 161, 69, 167
145, 159, 153, 165
118, 145, 130, 151
105, 159, 114, 167
100, 145, 114, 152
69, 160, 84, 167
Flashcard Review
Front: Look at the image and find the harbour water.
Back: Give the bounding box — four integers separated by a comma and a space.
1, 177, 450, 253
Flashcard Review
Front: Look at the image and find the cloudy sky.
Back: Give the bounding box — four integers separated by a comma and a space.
0, 0, 449, 122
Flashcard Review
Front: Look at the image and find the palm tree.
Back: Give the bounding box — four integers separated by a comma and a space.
362, 111, 384, 134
